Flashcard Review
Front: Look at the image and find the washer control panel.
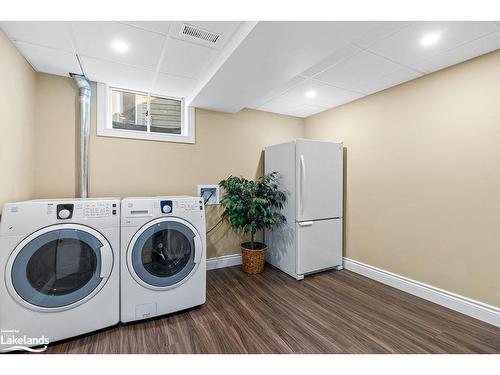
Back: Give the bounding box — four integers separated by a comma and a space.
83, 201, 116, 217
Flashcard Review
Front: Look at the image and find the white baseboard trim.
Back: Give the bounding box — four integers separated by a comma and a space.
205, 254, 500, 327
206, 253, 242, 271
343, 257, 500, 327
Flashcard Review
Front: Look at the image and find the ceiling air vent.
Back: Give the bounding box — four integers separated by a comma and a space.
180, 24, 220, 44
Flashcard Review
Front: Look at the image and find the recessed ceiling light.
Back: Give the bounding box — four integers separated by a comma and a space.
420, 32, 441, 47
305, 90, 317, 99
111, 39, 129, 53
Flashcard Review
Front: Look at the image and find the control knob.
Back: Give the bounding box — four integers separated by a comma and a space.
162, 205, 172, 214
58, 209, 71, 219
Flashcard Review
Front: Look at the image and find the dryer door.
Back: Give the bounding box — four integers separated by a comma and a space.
128, 217, 202, 290
6, 224, 113, 311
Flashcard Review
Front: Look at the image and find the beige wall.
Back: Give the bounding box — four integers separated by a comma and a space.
34, 74, 79, 198
33, 74, 305, 257
305, 50, 500, 307
0, 32, 36, 212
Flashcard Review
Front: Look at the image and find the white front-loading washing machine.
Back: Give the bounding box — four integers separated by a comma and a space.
120, 196, 206, 323
0, 198, 120, 352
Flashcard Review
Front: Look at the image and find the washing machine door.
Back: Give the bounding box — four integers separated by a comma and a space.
6, 224, 114, 312
127, 217, 202, 290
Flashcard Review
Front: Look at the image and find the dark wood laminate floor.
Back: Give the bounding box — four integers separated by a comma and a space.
46, 265, 500, 354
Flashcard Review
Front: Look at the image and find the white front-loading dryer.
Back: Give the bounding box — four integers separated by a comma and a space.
120, 196, 206, 323
0, 198, 120, 352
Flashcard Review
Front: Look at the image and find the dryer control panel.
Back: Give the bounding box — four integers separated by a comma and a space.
121, 197, 205, 228
123, 197, 204, 219
175, 199, 203, 213
162, 199, 204, 214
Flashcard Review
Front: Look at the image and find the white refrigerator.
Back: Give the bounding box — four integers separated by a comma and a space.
265, 139, 343, 280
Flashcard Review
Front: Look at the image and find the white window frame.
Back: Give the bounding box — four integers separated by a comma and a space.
97, 83, 195, 144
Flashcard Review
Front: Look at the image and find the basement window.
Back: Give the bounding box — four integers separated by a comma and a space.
97, 84, 195, 144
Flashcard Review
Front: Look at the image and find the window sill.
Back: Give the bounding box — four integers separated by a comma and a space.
96, 126, 195, 144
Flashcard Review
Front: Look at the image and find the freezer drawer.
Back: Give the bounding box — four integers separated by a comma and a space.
296, 218, 342, 275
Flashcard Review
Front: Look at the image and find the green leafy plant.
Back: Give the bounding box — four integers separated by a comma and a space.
219, 172, 287, 250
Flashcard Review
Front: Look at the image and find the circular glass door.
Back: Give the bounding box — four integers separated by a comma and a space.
10, 228, 104, 309
130, 220, 197, 288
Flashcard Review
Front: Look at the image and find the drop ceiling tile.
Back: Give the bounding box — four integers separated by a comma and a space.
0, 21, 75, 52
413, 30, 500, 73
277, 79, 364, 109
14, 41, 82, 76
314, 50, 403, 92
367, 22, 499, 70
353, 67, 423, 95
249, 76, 306, 108
352, 21, 412, 49
169, 21, 241, 50
290, 104, 329, 118
80, 56, 155, 93
153, 72, 198, 98
257, 96, 303, 116
300, 44, 362, 77
159, 37, 218, 79
122, 21, 172, 35
71, 21, 166, 70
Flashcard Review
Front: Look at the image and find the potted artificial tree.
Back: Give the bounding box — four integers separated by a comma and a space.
219, 172, 286, 274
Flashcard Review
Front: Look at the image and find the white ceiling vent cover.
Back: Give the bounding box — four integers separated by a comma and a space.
180, 24, 220, 44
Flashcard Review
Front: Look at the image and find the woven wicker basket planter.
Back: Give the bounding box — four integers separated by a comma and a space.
241, 242, 267, 274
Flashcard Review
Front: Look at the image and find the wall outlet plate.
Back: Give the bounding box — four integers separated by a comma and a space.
198, 184, 220, 205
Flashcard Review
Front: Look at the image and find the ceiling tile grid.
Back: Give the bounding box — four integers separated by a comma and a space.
365, 21, 500, 71
282, 79, 364, 108
351, 21, 413, 49
290, 104, 329, 118
71, 21, 166, 71
251, 21, 500, 118
251, 23, 424, 117
0, 20, 242, 101
159, 37, 219, 79
300, 44, 363, 77
401, 28, 500, 74
0, 21, 76, 52
249, 76, 306, 109
353, 67, 423, 96
152, 72, 198, 98
78, 56, 156, 93
121, 21, 173, 35
313, 50, 406, 93
1, 21, 499, 119
257, 95, 305, 116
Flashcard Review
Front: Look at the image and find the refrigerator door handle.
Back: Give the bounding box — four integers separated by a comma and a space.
300, 154, 306, 216
298, 221, 314, 227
